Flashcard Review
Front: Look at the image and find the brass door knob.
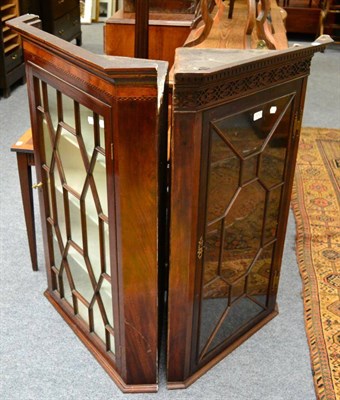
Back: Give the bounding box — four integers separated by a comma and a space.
32, 182, 43, 189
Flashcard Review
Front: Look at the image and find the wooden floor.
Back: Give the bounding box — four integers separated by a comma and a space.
185, 0, 288, 50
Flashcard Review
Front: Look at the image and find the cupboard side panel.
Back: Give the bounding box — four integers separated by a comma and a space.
167, 110, 202, 383
115, 96, 160, 385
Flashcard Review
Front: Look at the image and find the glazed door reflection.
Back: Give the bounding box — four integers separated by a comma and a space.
194, 92, 296, 368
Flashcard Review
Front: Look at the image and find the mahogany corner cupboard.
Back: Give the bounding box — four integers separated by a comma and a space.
8, 14, 331, 393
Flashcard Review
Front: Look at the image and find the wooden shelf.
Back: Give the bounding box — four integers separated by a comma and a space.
1, 4, 16, 12
2, 13, 16, 23
0, 0, 24, 97
4, 42, 19, 54
3, 32, 19, 43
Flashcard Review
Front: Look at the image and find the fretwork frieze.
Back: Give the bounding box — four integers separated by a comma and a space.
174, 57, 312, 110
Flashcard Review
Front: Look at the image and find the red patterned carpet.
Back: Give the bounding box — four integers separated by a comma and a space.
291, 128, 340, 400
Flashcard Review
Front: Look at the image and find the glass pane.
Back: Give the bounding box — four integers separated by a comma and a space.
92, 299, 106, 343
258, 97, 292, 188
212, 95, 293, 158
203, 220, 222, 290
86, 209, 102, 281
248, 244, 275, 307
45, 169, 53, 220
200, 220, 229, 353
264, 186, 283, 243
61, 93, 75, 128
99, 116, 105, 150
212, 114, 267, 158
230, 275, 247, 304
53, 163, 67, 245
69, 192, 82, 248
58, 127, 86, 194
103, 222, 110, 277
207, 297, 263, 353
259, 143, 286, 188
84, 181, 98, 217
100, 278, 113, 328
199, 296, 228, 353
207, 130, 240, 223
46, 85, 59, 130
221, 181, 266, 282
93, 152, 108, 217
67, 245, 93, 303
77, 301, 89, 325
52, 269, 59, 292
52, 232, 62, 270
42, 117, 53, 167
85, 189, 101, 280
108, 332, 115, 354
242, 155, 257, 184
79, 104, 95, 157
259, 146, 286, 189
61, 267, 73, 306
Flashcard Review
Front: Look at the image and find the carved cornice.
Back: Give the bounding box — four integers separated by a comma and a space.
116, 97, 157, 102
173, 51, 316, 111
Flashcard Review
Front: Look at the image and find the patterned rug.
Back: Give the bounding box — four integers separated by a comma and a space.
291, 127, 340, 400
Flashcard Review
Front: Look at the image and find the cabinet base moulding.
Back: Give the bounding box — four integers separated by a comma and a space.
167, 305, 279, 390
44, 290, 159, 394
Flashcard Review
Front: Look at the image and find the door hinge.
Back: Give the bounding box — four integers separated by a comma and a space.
197, 236, 204, 260
110, 143, 114, 160
292, 108, 303, 141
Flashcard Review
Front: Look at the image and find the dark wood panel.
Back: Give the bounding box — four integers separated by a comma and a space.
19, 0, 41, 14
40, 0, 82, 45
284, 7, 321, 33
53, 6, 81, 42
105, 11, 192, 65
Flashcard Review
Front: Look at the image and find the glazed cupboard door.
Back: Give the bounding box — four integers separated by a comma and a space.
192, 85, 299, 366
167, 45, 326, 388
11, 14, 168, 393
29, 73, 117, 358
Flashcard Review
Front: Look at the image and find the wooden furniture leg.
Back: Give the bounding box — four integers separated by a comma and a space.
11, 129, 38, 271
16, 152, 38, 271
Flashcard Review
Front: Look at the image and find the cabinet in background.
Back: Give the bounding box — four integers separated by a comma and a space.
0, 0, 25, 97
40, 0, 82, 45
18, 0, 40, 15
104, 0, 195, 65
277, 0, 322, 35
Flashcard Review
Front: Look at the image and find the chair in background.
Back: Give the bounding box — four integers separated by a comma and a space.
319, 0, 340, 42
